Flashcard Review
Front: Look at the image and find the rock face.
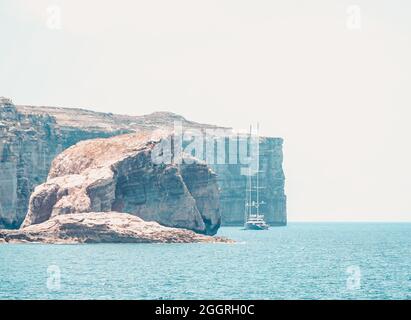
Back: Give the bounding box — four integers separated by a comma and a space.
21, 132, 221, 235
210, 137, 286, 226
0, 97, 286, 229
0, 101, 129, 228
0, 212, 232, 244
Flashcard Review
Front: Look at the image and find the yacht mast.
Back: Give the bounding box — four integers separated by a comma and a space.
256, 123, 260, 218
249, 125, 252, 219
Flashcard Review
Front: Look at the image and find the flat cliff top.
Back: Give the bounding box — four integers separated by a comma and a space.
0, 212, 233, 244
10, 103, 282, 142
15, 105, 228, 133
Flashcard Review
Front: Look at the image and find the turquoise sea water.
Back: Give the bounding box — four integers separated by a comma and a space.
0, 223, 410, 300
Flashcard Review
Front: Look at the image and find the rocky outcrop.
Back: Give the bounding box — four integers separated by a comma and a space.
0, 212, 232, 244
0, 101, 130, 228
0, 100, 227, 229
0, 97, 286, 229
21, 132, 221, 235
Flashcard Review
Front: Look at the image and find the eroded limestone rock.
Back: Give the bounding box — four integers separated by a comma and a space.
1, 212, 232, 244
21, 133, 221, 235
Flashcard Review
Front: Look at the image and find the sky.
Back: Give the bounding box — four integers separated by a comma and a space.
1, 0, 410, 221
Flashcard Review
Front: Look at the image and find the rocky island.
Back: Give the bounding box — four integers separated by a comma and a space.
0, 96, 286, 243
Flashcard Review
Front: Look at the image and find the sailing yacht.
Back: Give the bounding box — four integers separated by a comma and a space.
244, 170, 269, 230
243, 125, 269, 230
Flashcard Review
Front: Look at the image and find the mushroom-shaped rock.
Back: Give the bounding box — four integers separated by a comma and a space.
21, 132, 221, 235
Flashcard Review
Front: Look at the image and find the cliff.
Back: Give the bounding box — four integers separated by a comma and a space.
210, 137, 286, 226
0, 98, 286, 229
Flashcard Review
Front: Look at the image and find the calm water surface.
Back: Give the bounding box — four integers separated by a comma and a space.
0, 223, 410, 299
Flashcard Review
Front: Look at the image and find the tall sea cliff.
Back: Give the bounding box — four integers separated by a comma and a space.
0, 97, 286, 229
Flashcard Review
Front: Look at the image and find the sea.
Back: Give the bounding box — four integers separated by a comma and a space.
0, 223, 410, 300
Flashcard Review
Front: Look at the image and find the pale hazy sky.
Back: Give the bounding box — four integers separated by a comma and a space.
1, 0, 410, 221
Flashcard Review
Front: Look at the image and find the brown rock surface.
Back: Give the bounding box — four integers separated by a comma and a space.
0, 212, 232, 244
21, 132, 221, 235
